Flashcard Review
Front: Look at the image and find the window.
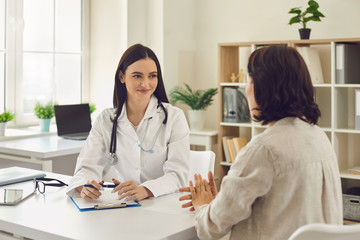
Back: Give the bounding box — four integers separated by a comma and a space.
0, 0, 5, 112
1, 0, 88, 125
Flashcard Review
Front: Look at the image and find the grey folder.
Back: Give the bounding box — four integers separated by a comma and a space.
336, 43, 360, 84
0, 167, 46, 186
222, 87, 250, 123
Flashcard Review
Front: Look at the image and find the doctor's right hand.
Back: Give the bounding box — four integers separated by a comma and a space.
77, 179, 104, 201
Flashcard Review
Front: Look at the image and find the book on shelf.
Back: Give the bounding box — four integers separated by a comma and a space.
222, 136, 248, 163
232, 137, 248, 156
348, 166, 360, 175
222, 136, 232, 163
230, 139, 237, 163
226, 138, 235, 163
296, 46, 324, 84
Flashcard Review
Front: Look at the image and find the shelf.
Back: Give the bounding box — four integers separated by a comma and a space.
334, 128, 360, 134
220, 82, 246, 87
334, 84, 360, 88
220, 122, 252, 127
217, 38, 360, 185
340, 172, 360, 180
220, 161, 232, 167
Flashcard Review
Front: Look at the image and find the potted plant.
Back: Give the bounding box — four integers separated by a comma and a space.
89, 103, 96, 114
34, 102, 55, 132
0, 110, 15, 136
288, 0, 325, 39
169, 83, 218, 130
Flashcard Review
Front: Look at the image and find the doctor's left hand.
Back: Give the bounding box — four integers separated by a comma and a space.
112, 179, 154, 201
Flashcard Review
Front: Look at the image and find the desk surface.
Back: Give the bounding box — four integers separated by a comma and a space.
0, 135, 85, 159
0, 171, 196, 240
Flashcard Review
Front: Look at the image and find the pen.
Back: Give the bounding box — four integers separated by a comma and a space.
83, 184, 117, 188
94, 203, 126, 209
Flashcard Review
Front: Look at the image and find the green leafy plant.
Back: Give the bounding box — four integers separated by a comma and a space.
81, 103, 96, 114
288, 0, 325, 29
0, 110, 15, 123
34, 102, 55, 119
89, 103, 96, 114
169, 83, 218, 110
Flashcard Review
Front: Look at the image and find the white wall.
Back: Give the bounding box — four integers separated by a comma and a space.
89, 0, 127, 116
89, 0, 360, 129
163, 0, 195, 92
89, 0, 165, 119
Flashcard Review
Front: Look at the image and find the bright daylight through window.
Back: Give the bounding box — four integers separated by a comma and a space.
0, 0, 86, 125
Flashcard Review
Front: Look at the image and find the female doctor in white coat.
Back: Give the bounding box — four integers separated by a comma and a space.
66, 44, 190, 201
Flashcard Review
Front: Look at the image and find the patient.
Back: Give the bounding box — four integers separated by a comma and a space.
179, 45, 343, 240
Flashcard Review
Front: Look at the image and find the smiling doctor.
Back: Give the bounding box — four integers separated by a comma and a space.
66, 44, 190, 201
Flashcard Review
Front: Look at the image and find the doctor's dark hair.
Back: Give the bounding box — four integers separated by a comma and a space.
247, 45, 320, 125
113, 44, 169, 118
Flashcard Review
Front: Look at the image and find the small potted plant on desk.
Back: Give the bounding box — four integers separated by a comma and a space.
89, 103, 96, 115
169, 83, 218, 130
0, 110, 15, 136
288, 0, 325, 39
34, 102, 55, 132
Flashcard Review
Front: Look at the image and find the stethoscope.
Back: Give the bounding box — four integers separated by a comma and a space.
105, 99, 168, 172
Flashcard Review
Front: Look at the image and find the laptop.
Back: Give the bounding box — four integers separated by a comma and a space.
0, 167, 46, 186
54, 104, 92, 140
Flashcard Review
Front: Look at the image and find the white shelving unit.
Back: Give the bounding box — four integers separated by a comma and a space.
217, 38, 360, 184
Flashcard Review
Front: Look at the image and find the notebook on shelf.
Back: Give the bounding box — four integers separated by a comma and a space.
54, 104, 92, 140
0, 167, 46, 186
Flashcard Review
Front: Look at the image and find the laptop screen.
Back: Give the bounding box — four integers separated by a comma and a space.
54, 104, 92, 136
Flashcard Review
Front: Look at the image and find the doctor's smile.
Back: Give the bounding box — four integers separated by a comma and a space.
138, 89, 151, 94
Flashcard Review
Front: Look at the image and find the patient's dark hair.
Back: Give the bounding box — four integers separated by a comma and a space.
247, 45, 320, 125
113, 44, 169, 119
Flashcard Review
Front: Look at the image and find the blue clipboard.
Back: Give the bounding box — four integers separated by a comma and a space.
69, 191, 141, 212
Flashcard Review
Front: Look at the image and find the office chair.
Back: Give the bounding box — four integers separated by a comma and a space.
288, 223, 360, 240
188, 150, 215, 182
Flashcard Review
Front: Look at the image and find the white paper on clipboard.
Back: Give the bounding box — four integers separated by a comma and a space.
70, 189, 138, 210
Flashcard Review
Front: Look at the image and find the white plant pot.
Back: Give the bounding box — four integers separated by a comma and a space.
187, 110, 205, 130
40, 118, 51, 132
0, 122, 7, 136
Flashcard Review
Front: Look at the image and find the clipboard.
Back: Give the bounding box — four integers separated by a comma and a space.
70, 189, 141, 212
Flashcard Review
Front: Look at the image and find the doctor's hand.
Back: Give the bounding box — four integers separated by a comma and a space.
77, 179, 104, 201
112, 179, 154, 201
179, 171, 217, 211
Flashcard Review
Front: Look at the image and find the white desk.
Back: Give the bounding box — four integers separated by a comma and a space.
0, 136, 85, 172
0, 171, 197, 240
189, 129, 217, 151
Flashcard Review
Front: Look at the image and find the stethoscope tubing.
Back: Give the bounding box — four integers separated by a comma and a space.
109, 100, 168, 161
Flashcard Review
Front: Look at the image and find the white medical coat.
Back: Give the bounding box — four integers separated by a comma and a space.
66, 95, 190, 198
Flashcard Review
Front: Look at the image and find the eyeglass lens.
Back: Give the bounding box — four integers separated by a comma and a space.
36, 181, 46, 194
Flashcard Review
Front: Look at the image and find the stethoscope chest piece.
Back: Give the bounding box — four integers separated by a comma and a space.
108, 153, 118, 165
